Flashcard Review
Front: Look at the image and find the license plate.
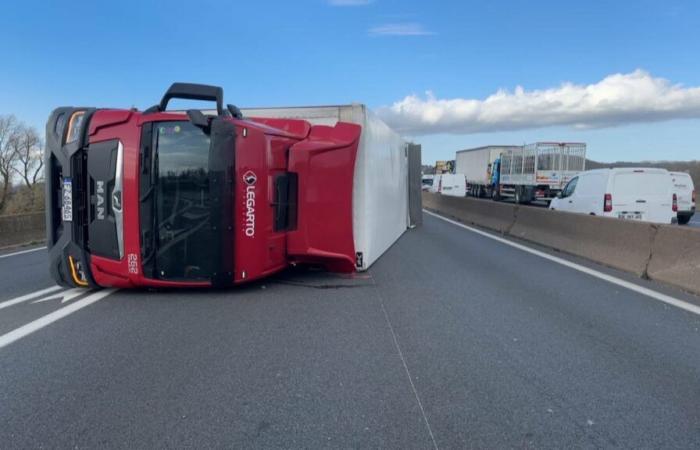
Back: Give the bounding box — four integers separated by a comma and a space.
618, 212, 642, 220
62, 178, 73, 222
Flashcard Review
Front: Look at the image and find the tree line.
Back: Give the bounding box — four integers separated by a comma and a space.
0, 114, 45, 215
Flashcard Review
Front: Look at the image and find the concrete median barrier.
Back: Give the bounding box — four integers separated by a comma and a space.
0, 213, 45, 249
647, 226, 700, 295
422, 192, 516, 233
509, 207, 656, 277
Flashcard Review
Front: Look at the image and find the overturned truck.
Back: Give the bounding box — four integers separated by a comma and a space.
45, 83, 421, 288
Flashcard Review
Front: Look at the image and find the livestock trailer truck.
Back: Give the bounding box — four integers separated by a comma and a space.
456, 142, 586, 204
45, 83, 422, 289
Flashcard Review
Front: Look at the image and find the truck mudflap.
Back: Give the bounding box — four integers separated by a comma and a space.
45, 107, 99, 288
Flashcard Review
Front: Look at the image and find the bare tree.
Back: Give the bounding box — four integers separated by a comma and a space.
0, 115, 20, 212
12, 124, 44, 188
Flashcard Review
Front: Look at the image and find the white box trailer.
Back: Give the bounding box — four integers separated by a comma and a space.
240, 104, 420, 271
456, 145, 521, 197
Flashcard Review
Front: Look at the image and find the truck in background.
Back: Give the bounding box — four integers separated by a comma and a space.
456, 145, 520, 198
456, 142, 586, 204
435, 160, 455, 174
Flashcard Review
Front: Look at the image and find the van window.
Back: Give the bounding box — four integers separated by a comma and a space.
613, 173, 669, 196
561, 177, 578, 197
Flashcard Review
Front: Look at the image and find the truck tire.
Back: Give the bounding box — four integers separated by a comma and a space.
514, 187, 522, 204
677, 214, 691, 225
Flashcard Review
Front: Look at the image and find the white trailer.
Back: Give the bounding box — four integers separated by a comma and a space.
239, 104, 420, 270
456, 145, 521, 197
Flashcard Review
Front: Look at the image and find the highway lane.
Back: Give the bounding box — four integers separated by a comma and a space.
0, 246, 54, 301
689, 215, 700, 227
0, 216, 699, 448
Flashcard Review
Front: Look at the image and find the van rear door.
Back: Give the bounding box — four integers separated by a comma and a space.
611, 170, 673, 224
671, 172, 694, 212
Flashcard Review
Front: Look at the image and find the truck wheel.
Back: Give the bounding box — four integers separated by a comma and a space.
677, 214, 691, 225
515, 188, 521, 204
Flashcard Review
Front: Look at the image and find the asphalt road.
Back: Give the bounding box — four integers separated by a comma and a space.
1, 215, 699, 448
689, 215, 700, 228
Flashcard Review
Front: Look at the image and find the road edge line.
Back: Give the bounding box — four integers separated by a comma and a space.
0, 246, 47, 259
424, 209, 700, 317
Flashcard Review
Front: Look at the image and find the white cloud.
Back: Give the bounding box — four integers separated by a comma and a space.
368, 23, 435, 36
377, 70, 700, 135
328, 0, 372, 6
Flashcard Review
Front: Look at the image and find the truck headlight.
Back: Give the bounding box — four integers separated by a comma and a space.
65, 111, 86, 144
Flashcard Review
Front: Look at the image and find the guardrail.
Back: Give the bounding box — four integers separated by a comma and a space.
0, 213, 45, 249
423, 192, 700, 296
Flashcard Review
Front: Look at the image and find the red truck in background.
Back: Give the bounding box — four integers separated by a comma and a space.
45, 83, 421, 289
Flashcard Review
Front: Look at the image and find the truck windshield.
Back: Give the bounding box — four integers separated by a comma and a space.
141, 121, 214, 281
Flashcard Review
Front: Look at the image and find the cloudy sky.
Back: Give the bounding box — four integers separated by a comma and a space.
1, 0, 699, 163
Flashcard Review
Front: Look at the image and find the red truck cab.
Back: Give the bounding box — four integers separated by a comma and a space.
45, 83, 361, 288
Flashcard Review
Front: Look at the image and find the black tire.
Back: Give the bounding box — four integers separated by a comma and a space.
677, 214, 691, 225
514, 187, 521, 204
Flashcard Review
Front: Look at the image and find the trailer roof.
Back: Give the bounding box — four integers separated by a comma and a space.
456, 145, 522, 154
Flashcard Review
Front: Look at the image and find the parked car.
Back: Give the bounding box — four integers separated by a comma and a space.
670, 172, 696, 225
549, 168, 677, 224
434, 173, 467, 197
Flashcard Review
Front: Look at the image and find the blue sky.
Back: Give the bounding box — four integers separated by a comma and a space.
1, 0, 699, 163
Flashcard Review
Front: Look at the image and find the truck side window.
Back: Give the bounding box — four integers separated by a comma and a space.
562, 177, 578, 198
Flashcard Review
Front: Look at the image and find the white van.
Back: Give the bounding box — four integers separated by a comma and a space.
434, 173, 466, 197
549, 168, 677, 224
428, 174, 441, 193
670, 172, 696, 225
421, 174, 435, 191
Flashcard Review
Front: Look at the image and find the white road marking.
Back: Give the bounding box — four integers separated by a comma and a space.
0, 289, 115, 350
424, 209, 700, 317
0, 286, 63, 311
0, 246, 47, 259
31, 288, 85, 304
372, 276, 439, 450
